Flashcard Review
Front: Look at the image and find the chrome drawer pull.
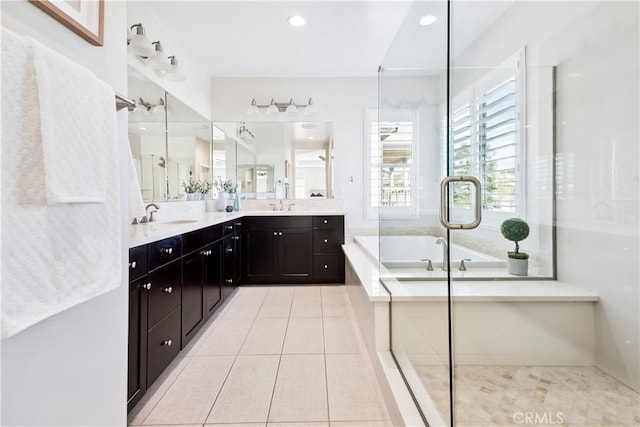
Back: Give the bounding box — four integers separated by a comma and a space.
142, 283, 152, 290
225, 225, 233, 230
232, 236, 240, 240
324, 264, 328, 269
225, 279, 233, 283
323, 219, 328, 224
162, 340, 172, 347
130, 261, 137, 269
273, 231, 278, 236
324, 239, 328, 243
162, 287, 173, 294
226, 248, 233, 253
163, 247, 173, 255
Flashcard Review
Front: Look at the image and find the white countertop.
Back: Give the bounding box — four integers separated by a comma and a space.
129, 210, 346, 248
342, 243, 599, 303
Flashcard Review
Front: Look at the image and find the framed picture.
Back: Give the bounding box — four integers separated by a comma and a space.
30, 0, 104, 46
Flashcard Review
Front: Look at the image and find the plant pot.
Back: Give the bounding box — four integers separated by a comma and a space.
186, 193, 196, 201
200, 192, 207, 200
507, 257, 528, 276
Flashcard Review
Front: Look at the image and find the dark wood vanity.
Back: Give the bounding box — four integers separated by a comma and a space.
127, 214, 344, 411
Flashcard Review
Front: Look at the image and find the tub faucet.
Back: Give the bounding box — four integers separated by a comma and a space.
435, 237, 449, 271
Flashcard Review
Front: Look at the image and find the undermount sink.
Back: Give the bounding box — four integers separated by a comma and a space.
157, 219, 199, 225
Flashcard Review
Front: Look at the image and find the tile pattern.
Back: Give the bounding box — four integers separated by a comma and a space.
129, 285, 390, 427
413, 363, 640, 426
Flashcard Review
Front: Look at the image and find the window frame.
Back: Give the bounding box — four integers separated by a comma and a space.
447, 50, 527, 229
364, 108, 419, 220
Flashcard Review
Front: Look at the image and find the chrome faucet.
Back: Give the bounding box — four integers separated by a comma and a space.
279, 199, 284, 211
435, 237, 449, 271
141, 203, 160, 223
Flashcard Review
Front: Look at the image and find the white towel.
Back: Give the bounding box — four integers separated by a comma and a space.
1, 28, 122, 338
128, 143, 146, 221
30, 37, 109, 205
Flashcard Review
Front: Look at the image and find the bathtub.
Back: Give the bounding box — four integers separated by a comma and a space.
353, 235, 506, 270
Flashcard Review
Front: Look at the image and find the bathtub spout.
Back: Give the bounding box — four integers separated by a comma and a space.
435, 237, 449, 271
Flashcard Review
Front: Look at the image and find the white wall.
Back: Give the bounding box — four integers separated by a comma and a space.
1, 1, 129, 425
451, 0, 639, 392
128, 2, 212, 121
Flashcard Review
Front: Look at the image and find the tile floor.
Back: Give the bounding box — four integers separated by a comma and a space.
128, 285, 392, 427
413, 363, 640, 426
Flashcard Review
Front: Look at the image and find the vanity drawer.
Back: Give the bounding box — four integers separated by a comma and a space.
313, 253, 344, 282
313, 229, 344, 253
147, 260, 181, 328
148, 235, 182, 271
183, 225, 222, 255
245, 215, 312, 229
129, 245, 148, 281
313, 215, 344, 230
147, 306, 181, 387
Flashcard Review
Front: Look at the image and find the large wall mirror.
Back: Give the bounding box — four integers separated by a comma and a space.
214, 121, 334, 200
128, 67, 237, 202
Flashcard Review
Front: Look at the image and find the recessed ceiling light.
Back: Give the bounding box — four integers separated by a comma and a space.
419, 15, 437, 26
307, 136, 314, 140
139, 126, 147, 130
288, 15, 305, 27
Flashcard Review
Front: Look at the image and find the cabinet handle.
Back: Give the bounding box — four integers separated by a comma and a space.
162, 286, 173, 294
162, 247, 173, 255
225, 225, 233, 230
273, 231, 278, 236
142, 283, 152, 290
234, 222, 242, 226
324, 219, 328, 224
278, 232, 283, 236
208, 250, 212, 255
226, 248, 233, 253
129, 261, 137, 269
324, 239, 328, 243
201, 250, 211, 256
225, 279, 233, 283
232, 236, 240, 240
162, 340, 172, 347
324, 264, 329, 269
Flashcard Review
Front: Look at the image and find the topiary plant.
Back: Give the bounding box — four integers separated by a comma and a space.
500, 218, 530, 259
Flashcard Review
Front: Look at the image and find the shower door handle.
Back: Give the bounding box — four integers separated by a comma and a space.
440, 176, 482, 230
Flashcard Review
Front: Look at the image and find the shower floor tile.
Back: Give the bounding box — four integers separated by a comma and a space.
413, 363, 640, 426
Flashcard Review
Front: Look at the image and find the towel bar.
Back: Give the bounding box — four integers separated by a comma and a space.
116, 93, 136, 111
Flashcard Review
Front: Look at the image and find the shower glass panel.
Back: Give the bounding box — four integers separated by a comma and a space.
449, 1, 639, 426
378, 0, 639, 426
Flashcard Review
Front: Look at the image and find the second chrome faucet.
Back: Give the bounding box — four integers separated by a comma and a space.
435, 237, 449, 271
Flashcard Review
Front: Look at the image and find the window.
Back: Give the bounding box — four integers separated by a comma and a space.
365, 108, 418, 219
449, 55, 524, 223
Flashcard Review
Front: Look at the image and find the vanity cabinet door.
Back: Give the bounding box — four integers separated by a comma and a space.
127, 276, 148, 411
222, 235, 236, 299
243, 228, 278, 283
181, 251, 205, 347
204, 241, 223, 319
279, 228, 313, 282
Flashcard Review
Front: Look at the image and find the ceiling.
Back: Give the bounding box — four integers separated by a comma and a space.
133, 1, 513, 78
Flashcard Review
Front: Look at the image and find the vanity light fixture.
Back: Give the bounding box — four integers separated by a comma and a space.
129, 98, 166, 120
419, 15, 437, 26
127, 23, 186, 82
163, 56, 186, 82
285, 98, 298, 114
129, 23, 155, 56
266, 98, 279, 116
147, 41, 171, 72
247, 98, 317, 116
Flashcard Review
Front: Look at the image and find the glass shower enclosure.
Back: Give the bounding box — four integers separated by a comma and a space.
376, 1, 639, 425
